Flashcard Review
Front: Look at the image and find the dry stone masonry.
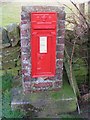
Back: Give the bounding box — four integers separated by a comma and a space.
21, 5, 65, 92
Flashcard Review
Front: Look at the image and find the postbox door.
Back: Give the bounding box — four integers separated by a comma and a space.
31, 31, 56, 77
31, 12, 57, 77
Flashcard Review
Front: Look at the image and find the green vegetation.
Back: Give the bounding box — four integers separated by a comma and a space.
2, 73, 24, 118
2, 73, 12, 91
1, 3, 21, 27
2, 46, 21, 70
0, 2, 82, 27
0, 2, 89, 119
73, 58, 88, 85
52, 83, 73, 99
1, 72, 77, 118
51, 81, 75, 100
2, 90, 23, 118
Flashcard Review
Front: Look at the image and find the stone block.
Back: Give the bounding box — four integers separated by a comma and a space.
56, 52, 64, 59
11, 80, 77, 117
7, 23, 20, 47
57, 38, 64, 44
1, 27, 11, 48
56, 44, 64, 51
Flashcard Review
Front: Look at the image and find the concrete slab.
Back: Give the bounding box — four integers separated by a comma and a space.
11, 80, 77, 118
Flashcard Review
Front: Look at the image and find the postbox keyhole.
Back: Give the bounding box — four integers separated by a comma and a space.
39, 56, 41, 60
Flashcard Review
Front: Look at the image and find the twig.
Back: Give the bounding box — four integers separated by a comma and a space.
64, 47, 70, 60
71, 40, 76, 61
69, 39, 81, 114
63, 4, 86, 25
70, 0, 90, 29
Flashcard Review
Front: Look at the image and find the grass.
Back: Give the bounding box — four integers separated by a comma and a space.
1, 2, 21, 27
49, 69, 75, 100
0, 2, 86, 27
51, 81, 75, 99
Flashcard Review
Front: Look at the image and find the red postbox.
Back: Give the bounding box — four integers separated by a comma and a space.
31, 12, 57, 77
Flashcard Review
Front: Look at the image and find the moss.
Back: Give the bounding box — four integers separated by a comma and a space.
0, 67, 21, 76
50, 81, 74, 100
0, 70, 5, 76
7, 67, 21, 76
60, 114, 83, 119
29, 81, 75, 102
2, 46, 20, 70
13, 80, 77, 114
49, 71, 75, 100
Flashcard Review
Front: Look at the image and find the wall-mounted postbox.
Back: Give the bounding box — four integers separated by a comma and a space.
21, 6, 65, 92
31, 12, 57, 77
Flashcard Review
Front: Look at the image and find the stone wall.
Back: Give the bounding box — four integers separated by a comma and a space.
21, 6, 65, 92
1, 24, 21, 74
